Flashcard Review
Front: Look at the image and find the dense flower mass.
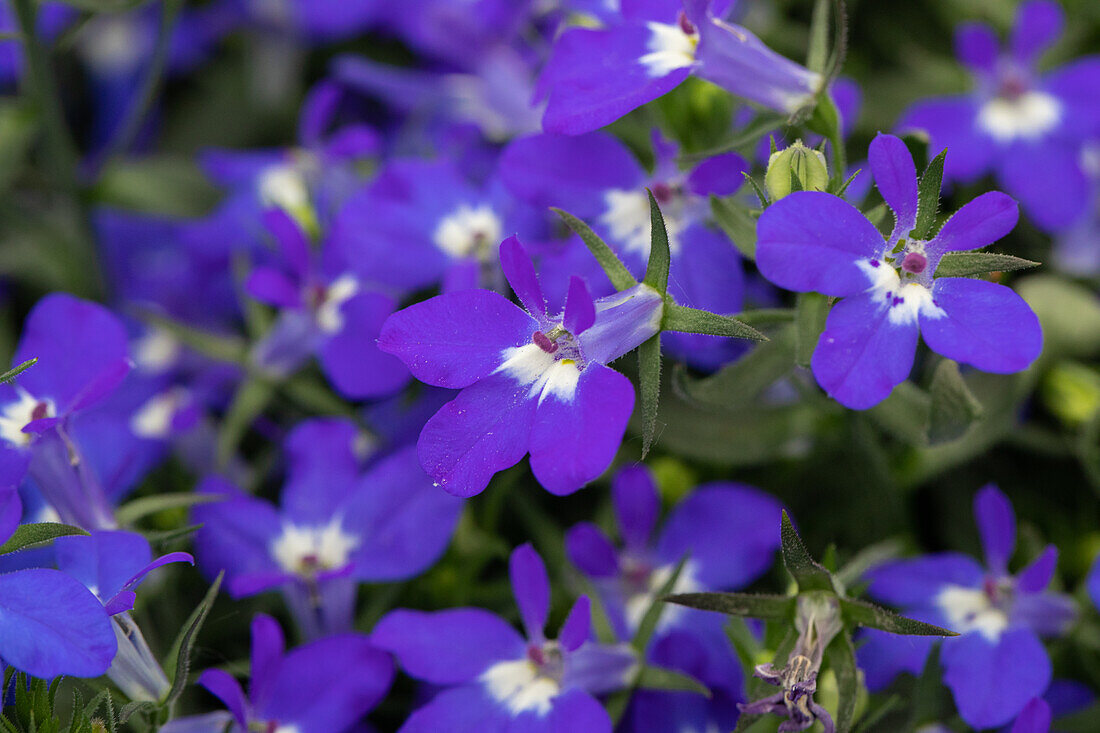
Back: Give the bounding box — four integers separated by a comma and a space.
0, 0, 1098, 731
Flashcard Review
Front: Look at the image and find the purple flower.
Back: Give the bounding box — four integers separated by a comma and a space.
1087, 551, 1100, 613
162, 613, 393, 733
537, 0, 821, 135
246, 208, 410, 399
566, 465, 783, 731
378, 236, 664, 497
756, 132, 1042, 409
55, 530, 193, 701
859, 485, 1076, 729
193, 418, 463, 639
372, 543, 636, 732
898, 0, 1100, 231
0, 485, 117, 680
500, 130, 748, 369
0, 294, 132, 529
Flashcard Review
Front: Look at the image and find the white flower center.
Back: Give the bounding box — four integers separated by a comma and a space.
0, 390, 54, 448
495, 344, 582, 403
977, 91, 1062, 143
258, 164, 311, 212
314, 274, 360, 334
271, 519, 359, 577
857, 259, 944, 326
639, 21, 698, 78
79, 16, 144, 73
130, 388, 189, 440
624, 560, 702, 632
481, 658, 560, 716
600, 189, 686, 258
432, 205, 503, 260
133, 330, 182, 373
936, 584, 1009, 642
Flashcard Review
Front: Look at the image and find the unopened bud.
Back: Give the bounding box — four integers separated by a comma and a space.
765, 141, 829, 201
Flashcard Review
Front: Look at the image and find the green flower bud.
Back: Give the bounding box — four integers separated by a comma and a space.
765, 141, 829, 201
1041, 361, 1100, 425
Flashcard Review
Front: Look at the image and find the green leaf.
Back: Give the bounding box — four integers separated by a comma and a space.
0, 522, 88, 554
710, 194, 758, 259
913, 148, 946, 240
682, 113, 788, 163
906, 643, 949, 729
825, 631, 860, 733
644, 190, 670, 294
638, 334, 662, 458
553, 208, 637, 291
662, 304, 767, 342
137, 310, 247, 365
92, 154, 221, 218
866, 381, 930, 445
795, 292, 830, 367
144, 523, 203, 549
839, 597, 956, 636
934, 252, 1040, 278
663, 592, 794, 620
780, 511, 835, 592
0, 357, 36, 385
1018, 274, 1100, 359
216, 376, 276, 469
116, 701, 156, 725
928, 359, 983, 444
632, 556, 688, 653
164, 571, 224, 706
899, 132, 930, 174
741, 172, 770, 209
0, 101, 38, 195
116, 492, 224, 526
672, 326, 795, 410
636, 665, 711, 698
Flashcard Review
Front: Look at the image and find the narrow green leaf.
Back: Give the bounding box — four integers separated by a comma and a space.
216, 376, 276, 469
736, 308, 796, 328
117, 701, 156, 725
663, 592, 794, 620
741, 172, 770, 209
662, 304, 767, 342
934, 251, 1040, 278
928, 359, 983, 444
673, 327, 796, 410
632, 556, 688, 653
825, 631, 859, 733
681, 113, 788, 163
144, 523, 203, 549
795, 292, 830, 367
780, 511, 835, 592
839, 597, 956, 636
638, 334, 662, 458
164, 571, 224, 706
725, 616, 762, 682
644, 190, 670, 294
553, 208, 638, 291
853, 695, 903, 733
115, 493, 223, 526
833, 167, 864, 198
913, 148, 946, 240
710, 194, 758, 259
0, 522, 88, 555
0, 357, 35, 385
636, 665, 711, 698
806, 0, 831, 73
136, 310, 247, 365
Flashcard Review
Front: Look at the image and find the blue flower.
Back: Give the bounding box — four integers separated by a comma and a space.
372, 543, 636, 733
859, 485, 1076, 729
161, 614, 393, 733
500, 130, 749, 370
899, 0, 1100, 231
193, 418, 462, 639
537, 0, 821, 135
756, 132, 1042, 409
378, 236, 664, 497
565, 464, 783, 732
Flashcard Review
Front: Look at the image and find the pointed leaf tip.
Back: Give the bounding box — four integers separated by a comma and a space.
553, 207, 638, 292
644, 190, 671, 295
780, 511, 835, 592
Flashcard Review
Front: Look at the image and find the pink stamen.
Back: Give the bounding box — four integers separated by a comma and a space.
901, 252, 928, 274
533, 331, 558, 353
677, 10, 696, 35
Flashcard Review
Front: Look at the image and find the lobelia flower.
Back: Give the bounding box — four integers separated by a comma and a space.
898, 0, 1100, 232
500, 130, 748, 370
0, 294, 133, 529
565, 464, 783, 732
246, 208, 410, 399
756, 132, 1043, 409
377, 236, 664, 497
161, 613, 393, 733
537, 0, 822, 135
0, 484, 117, 680
1088, 551, 1100, 614
54, 530, 193, 701
372, 543, 637, 733
193, 418, 463, 639
858, 484, 1077, 729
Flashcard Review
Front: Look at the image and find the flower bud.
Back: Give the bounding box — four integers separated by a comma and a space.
1042, 361, 1100, 425
765, 141, 829, 201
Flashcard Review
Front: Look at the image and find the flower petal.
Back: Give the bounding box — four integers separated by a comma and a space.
529, 364, 635, 495
855, 628, 935, 692
920, 278, 1042, 373
954, 23, 999, 75
399, 684, 512, 733
379, 290, 536, 389
248, 614, 285, 712
866, 553, 985, 606
511, 543, 550, 641
500, 236, 547, 316
898, 97, 992, 182
564, 276, 597, 336
941, 628, 1051, 729
612, 464, 660, 551
417, 371, 538, 497
756, 192, 885, 297
1010, 0, 1064, 65
1010, 697, 1052, 733
319, 292, 411, 399
997, 140, 1089, 232
811, 291, 920, 410
974, 484, 1016, 574
559, 596, 592, 652
929, 191, 1018, 254
1016, 545, 1057, 593
262, 208, 310, 280
869, 133, 918, 234
565, 522, 620, 578
372, 608, 525, 685
281, 418, 360, 524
